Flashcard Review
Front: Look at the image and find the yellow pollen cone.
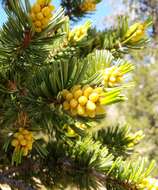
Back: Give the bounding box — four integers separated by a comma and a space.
86, 100, 96, 111
66, 93, 73, 102
83, 87, 93, 97
89, 92, 99, 103
11, 139, 19, 147
63, 101, 70, 111
34, 20, 42, 27
32, 4, 41, 13
78, 96, 88, 106
77, 104, 85, 116
74, 89, 83, 99
70, 99, 78, 108
20, 139, 27, 146
36, 12, 44, 20
71, 85, 81, 94
35, 27, 42, 33
17, 134, 24, 141
42, 7, 51, 17
62, 89, 69, 98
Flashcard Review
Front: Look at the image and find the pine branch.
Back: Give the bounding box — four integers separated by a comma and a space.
94, 125, 144, 158
0, 134, 154, 189
43, 137, 154, 190
81, 17, 152, 58
0, 1, 66, 80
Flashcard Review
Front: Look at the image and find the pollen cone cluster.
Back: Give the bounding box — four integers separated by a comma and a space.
68, 21, 91, 42
103, 67, 123, 87
140, 177, 158, 190
62, 85, 106, 118
11, 128, 34, 156
125, 22, 146, 42
30, 0, 55, 33
80, 0, 96, 12
64, 123, 87, 137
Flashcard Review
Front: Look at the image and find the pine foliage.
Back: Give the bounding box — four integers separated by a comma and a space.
0, 0, 156, 190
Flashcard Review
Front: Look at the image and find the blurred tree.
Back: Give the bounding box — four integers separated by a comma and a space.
123, 0, 158, 36
119, 47, 158, 169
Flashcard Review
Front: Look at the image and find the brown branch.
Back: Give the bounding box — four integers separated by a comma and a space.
2, 159, 40, 176
23, 30, 32, 49
0, 158, 41, 189
0, 173, 35, 190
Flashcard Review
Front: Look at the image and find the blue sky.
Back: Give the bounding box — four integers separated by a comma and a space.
0, 0, 115, 30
